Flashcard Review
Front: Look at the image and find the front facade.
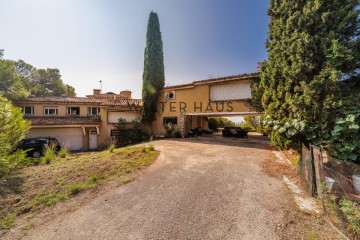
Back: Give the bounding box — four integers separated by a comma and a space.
14, 90, 141, 150
152, 73, 261, 136
14, 73, 261, 150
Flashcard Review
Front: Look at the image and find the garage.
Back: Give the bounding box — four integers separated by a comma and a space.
26, 128, 84, 151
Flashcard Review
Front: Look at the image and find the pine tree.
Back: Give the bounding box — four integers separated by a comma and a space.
142, 11, 165, 124
0, 51, 76, 99
260, 0, 359, 150
0, 96, 30, 176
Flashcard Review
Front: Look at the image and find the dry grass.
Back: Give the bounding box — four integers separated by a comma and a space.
261, 150, 343, 239
0, 146, 158, 231
281, 149, 301, 166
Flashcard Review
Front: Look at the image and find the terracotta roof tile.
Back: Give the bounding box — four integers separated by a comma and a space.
25, 116, 101, 125
163, 72, 258, 90
22, 96, 103, 104
100, 99, 142, 107
85, 94, 129, 100
17, 96, 142, 107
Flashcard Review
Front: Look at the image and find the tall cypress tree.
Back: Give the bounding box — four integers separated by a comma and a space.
142, 11, 165, 124
260, 0, 359, 150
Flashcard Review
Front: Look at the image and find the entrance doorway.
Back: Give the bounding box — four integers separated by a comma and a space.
89, 129, 98, 150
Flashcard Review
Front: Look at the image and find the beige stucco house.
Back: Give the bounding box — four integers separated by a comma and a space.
14, 73, 261, 150
152, 73, 262, 136
14, 90, 141, 150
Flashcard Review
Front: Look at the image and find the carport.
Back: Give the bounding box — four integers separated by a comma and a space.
152, 73, 264, 136
179, 111, 263, 137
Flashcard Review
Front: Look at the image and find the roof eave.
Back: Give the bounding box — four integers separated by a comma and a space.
163, 72, 258, 90
31, 124, 100, 128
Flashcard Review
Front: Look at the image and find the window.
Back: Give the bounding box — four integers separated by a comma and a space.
44, 107, 58, 115
163, 117, 177, 125
67, 107, 80, 115
88, 107, 100, 115
110, 129, 121, 136
21, 106, 34, 115
22, 139, 37, 145
210, 82, 251, 101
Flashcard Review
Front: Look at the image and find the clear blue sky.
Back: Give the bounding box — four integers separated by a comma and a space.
0, 0, 269, 101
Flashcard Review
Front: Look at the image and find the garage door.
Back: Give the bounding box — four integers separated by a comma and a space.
108, 111, 140, 123
26, 128, 83, 151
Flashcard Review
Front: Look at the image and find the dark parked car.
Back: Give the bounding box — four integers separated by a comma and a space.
187, 127, 213, 137
222, 127, 248, 138
16, 137, 61, 158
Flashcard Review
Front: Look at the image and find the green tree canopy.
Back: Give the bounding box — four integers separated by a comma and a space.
0, 50, 76, 99
142, 11, 165, 124
0, 59, 29, 100
0, 96, 30, 176
208, 117, 237, 131
260, 0, 359, 160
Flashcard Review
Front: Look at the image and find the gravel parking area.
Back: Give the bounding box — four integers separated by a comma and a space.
8, 135, 321, 239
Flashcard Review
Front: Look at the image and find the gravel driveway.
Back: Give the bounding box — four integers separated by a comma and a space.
20, 135, 292, 240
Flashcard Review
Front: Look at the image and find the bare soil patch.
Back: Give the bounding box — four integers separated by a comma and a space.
261, 149, 343, 240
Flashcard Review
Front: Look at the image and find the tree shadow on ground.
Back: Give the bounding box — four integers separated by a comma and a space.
0, 174, 25, 196
160, 133, 272, 150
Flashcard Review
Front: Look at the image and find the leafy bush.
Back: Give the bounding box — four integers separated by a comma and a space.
174, 128, 182, 138
0, 150, 28, 176
325, 107, 359, 161
163, 123, 181, 138
58, 149, 68, 158
0, 96, 30, 177
339, 199, 360, 236
262, 117, 306, 150
40, 146, 56, 164
149, 145, 155, 151
114, 118, 149, 147
163, 122, 175, 137
208, 118, 219, 131
24, 157, 40, 166
263, 105, 359, 162
108, 143, 115, 153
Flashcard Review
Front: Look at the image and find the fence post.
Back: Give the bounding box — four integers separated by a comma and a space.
309, 145, 317, 197
301, 143, 317, 196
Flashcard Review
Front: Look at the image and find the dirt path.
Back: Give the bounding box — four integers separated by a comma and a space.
4, 135, 338, 239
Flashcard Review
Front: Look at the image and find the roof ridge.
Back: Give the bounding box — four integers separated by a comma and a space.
164, 72, 258, 89
17, 96, 142, 107
194, 72, 258, 83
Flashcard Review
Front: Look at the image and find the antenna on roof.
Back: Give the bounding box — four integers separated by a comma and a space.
99, 80, 102, 93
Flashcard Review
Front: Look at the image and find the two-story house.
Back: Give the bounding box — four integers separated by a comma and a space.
14, 90, 142, 151
152, 73, 261, 136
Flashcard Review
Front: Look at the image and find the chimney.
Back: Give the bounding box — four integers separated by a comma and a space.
93, 89, 101, 95
120, 90, 132, 99
106, 92, 116, 100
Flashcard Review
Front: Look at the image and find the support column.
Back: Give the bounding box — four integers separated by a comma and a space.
179, 113, 186, 137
